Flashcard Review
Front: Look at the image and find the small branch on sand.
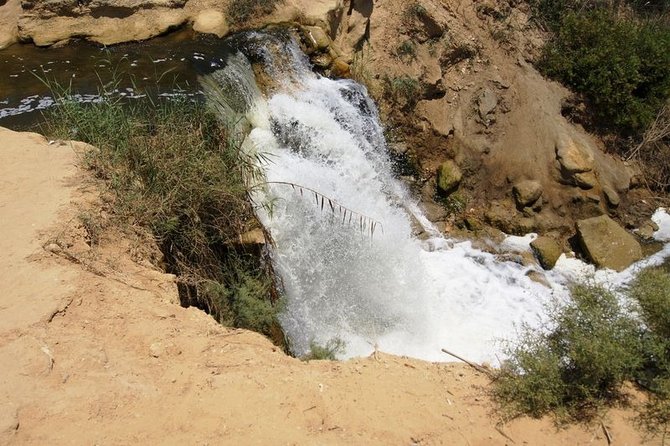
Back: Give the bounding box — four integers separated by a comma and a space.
601, 420, 612, 445
441, 348, 493, 377
495, 422, 515, 444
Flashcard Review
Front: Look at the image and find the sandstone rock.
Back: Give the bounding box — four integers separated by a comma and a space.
192, 9, 228, 37
513, 180, 542, 208
576, 215, 643, 271
637, 220, 659, 240
312, 53, 333, 68
304, 25, 331, 51
437, 160, 462, 194
330, 57, 350, 77
603, 185, 620, 208
0, 0, 21, 49
555, 135, 594, 174
530, 236, 561, 270
239, 228, 266, 246
477, 88, 498, 119
149, 342, 163, 358
572, 171, 598, 189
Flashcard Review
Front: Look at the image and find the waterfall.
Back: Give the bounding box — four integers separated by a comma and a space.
202, 31, 670, 363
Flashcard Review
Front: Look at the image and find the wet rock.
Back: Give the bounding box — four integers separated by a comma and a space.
477, 88, 498, 119
576, 215, 643, 271
526, 270, 550, 287
436, 160, 462, 194
513, 180, 542, 208
530, 236, 561, 270
555, 134, 594, 174
192, 10, 228, 37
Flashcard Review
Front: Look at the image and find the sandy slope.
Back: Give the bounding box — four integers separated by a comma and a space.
0, 126, 651, 445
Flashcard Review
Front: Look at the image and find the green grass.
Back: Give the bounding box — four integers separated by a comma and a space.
42, 91, 283, 343
495, 269, 670, 436
384, 75, 421, 110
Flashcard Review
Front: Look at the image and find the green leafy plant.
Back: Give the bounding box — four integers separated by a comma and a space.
539, 10, 670, 136
384, 75, 422, 110
303, 338, 346, 361
41, 79, 283, 343
496, 269, 670, 437
495, 284, 642, 421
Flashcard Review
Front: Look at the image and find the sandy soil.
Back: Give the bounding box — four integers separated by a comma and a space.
0, 126, 653, 444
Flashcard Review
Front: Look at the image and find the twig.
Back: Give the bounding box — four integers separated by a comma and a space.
441, 348, 493, 377
495, 422, 515, 444
601, 420, 612, 445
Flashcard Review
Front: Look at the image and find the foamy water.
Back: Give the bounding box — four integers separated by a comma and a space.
208, 34, 670, 364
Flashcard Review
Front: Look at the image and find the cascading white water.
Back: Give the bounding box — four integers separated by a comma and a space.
206, 31, 670, 363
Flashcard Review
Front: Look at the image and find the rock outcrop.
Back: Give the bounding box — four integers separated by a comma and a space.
576, 215, 643, 271
530, 236, 561, 270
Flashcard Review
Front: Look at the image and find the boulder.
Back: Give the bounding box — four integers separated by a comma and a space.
513, 180, 542, 208
477, 88, 498, 119
330, 57, 350, 77
304, 25, 331, 51
192, 10, 228, 37
436, 160, 462, 194
572, 171, 598, 189
530, 236, 561, 270
555, 135, 594, 174
576, 215, 643, 271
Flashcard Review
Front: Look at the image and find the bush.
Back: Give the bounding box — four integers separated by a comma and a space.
496, 270, 670, 435
629, 268, 670, 338
384, 75, 422, 110
495, 284, 643, 420
42, 93, 283, 342
539, 10, 670, 136
303, 338, 346, 361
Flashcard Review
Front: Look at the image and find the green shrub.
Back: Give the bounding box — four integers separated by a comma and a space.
495, 284, 643, 420
396, 40, 418, 61
539, 10, 670, 135
496, 270, 670, 435
42, 93, 282, 341
629, 268, 670, 338
303, 338, 346, 361
385, 75, 422, 110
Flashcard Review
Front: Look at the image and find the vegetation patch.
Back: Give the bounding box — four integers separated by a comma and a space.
227, 0, 284, 25
538, 10, 670, 136
42, 87, 283, 344
495, 269, 670, 436
302, 338, 346, 361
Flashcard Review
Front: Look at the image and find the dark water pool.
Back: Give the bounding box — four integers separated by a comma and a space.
0, 29, 236, 130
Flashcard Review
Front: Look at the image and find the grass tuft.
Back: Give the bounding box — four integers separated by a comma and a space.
41, 85, 283, 343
